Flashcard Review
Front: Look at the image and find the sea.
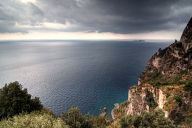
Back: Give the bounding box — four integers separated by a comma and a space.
0, 40, 170, 116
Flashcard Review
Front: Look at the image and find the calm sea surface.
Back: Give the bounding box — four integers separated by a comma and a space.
0, 40, 170, 116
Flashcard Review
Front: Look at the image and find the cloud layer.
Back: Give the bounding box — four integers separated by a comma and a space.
0, 0, 192, 34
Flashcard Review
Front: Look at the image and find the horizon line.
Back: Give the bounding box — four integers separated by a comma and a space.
0, 38, 175, 42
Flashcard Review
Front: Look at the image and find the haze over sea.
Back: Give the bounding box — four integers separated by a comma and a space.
0, 40, 170, 116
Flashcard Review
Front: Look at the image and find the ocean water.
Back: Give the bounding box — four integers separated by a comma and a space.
0, 40, 170, 116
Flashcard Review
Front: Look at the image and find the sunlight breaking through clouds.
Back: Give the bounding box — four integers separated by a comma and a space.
15, 21, 73, 30
19, 0, 37, 4
0, 0, 192, 40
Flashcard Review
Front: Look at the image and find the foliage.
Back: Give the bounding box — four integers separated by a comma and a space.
145, 70, 191, 87
145, 90, 158, 109
0, 81, 43, 120
107, 121, 121, 128
163, 86, 184, 112
184, 81, 192, 92
112, 102, 128, 119
61, 107, 92, 128
61, 107, 108, 128
2, 81, 192, 127
89, 115, 109, 128
174, 95, 182, 106
0, 110, 68, 128
182, 115, 192, 127
120, 110, 176, 128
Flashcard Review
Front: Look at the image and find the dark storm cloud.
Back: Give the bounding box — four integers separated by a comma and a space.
75, 0, 192, 33
0, 0, 44, 33
0, 0, 192, 33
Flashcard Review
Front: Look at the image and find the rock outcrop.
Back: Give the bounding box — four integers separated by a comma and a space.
140, 18, 192, 83
113, 18, 192, 122
181, 17, 192, 52
126, 84, 168, 117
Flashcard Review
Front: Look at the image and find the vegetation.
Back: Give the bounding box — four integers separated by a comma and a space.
145, 70, 192, 88
112, 102, 128, 119
182, 115, 192, 127
0, 81, 43, 120
61, 107, 92, 128
120, 110, 176, 128
145, 89, 158, 109
174, 95, 182, 106
184, 81, 192, 92
162, 85, 192, 126
163, 85, 184, 118
61, 107, 109, 128
1, 81, 192, 128
0, 82, 110, 128
0, 105, 184, 128
0, 110, 68, 128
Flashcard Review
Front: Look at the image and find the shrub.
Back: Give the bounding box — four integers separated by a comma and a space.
182, 115, 192, 127
89, 115, 109, 128
112, 102, 128, 119
0, 110, 68, 128
184, 81, 192, 92
174, 95, 182, 106
61, 107, 92, 128
145, 90, 158, 109
120, 110, 176, 128
61, 107, 108, 128
0, 81, 43, 120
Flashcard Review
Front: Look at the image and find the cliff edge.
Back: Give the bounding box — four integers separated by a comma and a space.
141, 17, 192, 84
112, 18, 192, 124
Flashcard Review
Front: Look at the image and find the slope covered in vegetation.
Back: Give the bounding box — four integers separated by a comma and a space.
0, 82, 180, 128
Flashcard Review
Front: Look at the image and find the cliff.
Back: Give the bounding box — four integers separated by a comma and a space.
126, 84, 167, 116
112, 18, 192, 124
141, 18, 192, 85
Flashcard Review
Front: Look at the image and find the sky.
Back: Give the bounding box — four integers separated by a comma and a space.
0, 0, 192, 40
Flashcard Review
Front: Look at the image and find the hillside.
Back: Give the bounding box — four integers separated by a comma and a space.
112, 18, 192, 127
141, 17, 192, 86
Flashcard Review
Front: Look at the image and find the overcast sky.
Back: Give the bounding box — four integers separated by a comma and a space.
0, 0, 191, 40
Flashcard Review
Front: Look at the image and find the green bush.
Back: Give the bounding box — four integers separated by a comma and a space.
61, 107, 92, 128
183, 115, 192, 127
174, 95, 182, 106
146, 70, 190, 87
61, 107, 108, 128
0, 81, 43, 120
0, 110, 68, 128
145, 90, 158, 109
88, 115, 109, 128
120, 110, 176, 128
184, 81, 192, 92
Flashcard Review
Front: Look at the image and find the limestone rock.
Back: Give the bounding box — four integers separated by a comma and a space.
124, 17, 192, 119
140, 18, 192, 83
180, 18, 192, 46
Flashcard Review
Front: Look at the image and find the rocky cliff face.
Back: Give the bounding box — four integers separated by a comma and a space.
181, 18, 192, 52
113, 18, 192, 122
126, 84, 168, 117
140, 17, 192, 84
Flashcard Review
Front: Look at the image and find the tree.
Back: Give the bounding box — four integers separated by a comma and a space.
61, 107, 109, 128
61, 107, 92, 128
0, 81, 43, 119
